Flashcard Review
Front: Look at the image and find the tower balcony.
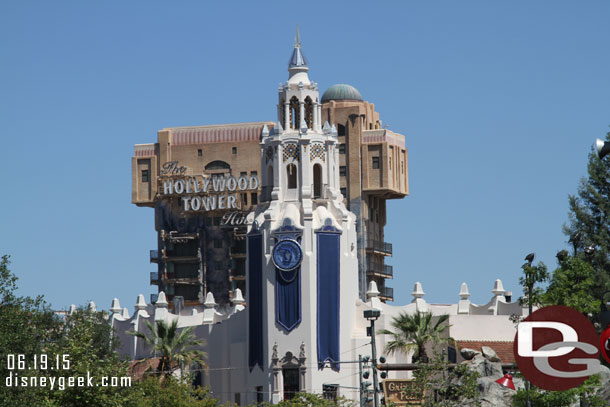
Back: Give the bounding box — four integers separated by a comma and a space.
230, 246, 247, 258
230, 267, 246, 281
366, 261, 393, 279
150, 272, 159, 285
379, 286, 394, 301
366, 240, 393, 256
150, 250, 159, 263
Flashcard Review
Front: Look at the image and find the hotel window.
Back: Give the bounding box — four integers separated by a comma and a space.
141, 170, 149, 183
339, 166, 347, 177
339, 144, 346, 154
340, 187, 347, 196
232, 147, 238, 155
256, 387, 264, 404
240, 171, 247, 177
242, 193, 248, 206
198, 149, 203, 157
401, 160, 404, 174
251, 192, 258, 205
372, 157, 380, 169
251, 170, 258, 177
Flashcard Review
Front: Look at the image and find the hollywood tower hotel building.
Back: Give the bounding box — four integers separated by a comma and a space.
131, 32, 408, 310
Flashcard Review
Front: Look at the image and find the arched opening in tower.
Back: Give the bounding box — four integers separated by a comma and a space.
287, 164, 297, 189
313, 163, 322, 198
304, 96, 313, 129
289, 96, 299, 129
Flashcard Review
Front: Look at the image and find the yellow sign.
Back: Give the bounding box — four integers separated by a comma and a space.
382, 379, 423, 406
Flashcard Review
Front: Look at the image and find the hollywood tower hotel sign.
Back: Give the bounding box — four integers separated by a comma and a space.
159, 161, 260, 212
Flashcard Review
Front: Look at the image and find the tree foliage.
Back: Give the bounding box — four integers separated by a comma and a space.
563, 131, 610, 301
124, 376, 221, 407
0, 255, 219, 407
400, 354, 480, 407
512, 374, 605, 407
0, 255, 61, 406
262, 392, 354, 407
378, 312, 451, 363
516, 256, 548, 317
543, 250, 601, 314
128, 320, 207, 379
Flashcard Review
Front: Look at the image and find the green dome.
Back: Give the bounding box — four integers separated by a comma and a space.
321, 84, 363, 103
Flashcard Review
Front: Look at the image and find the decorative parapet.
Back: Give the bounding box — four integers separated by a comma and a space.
134, 144, 156, 157
362, 129, 405, 149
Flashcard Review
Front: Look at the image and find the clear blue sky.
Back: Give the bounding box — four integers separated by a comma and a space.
2, 1, 609, 310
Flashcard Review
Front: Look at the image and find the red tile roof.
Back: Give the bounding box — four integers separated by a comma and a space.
128, 357, 161, 380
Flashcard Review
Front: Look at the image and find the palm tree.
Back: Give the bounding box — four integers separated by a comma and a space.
378, 312, 451, 363
129, 319, 207, 378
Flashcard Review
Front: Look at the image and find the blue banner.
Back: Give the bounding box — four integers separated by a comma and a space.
317, 232, 340, 369
275, 267, 301, 331
248, 234, 264, 371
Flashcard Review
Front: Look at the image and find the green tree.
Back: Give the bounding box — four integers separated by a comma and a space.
518, 254, 549, 314
263, 392, 354, 407
44, 307, 133, 407
378, 312, 451, 363
512, 375, 605, 407
129, 320, 207, 378
124, 376, 221, 407
563, 131, 610, 301
543, 250, 601, 314
0, 255, 61, 406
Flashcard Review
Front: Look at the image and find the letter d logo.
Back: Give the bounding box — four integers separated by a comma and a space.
518, 321, 577, 357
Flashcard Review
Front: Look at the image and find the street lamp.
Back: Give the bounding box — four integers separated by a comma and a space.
364, 309, 381, 407
495, 373, 516, 391
595, 138, 610, 159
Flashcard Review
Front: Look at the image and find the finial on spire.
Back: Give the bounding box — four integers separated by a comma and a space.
288, 26, 308, 69
294, 25, 301, 48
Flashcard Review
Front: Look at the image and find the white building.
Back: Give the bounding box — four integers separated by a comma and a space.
109, 35, 526, 405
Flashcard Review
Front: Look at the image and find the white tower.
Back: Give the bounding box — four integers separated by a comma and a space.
247, 29, 359, 402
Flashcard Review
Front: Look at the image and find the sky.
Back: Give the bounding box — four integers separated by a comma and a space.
1, 1, 609, 311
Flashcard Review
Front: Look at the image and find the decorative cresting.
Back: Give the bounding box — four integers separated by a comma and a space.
316, 218, 341, 369
282, 143, 299, 162
274, 218, 302, 332
309, 143, 325, 162
247, 225, 264, 371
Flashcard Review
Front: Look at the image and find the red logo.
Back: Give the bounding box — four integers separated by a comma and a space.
601, 326, 610, 364
514, 306, 600, 391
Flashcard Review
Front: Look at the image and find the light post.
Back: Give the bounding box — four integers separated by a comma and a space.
364, 309, 381, 407
595, 138, 610, 159
523, 253, 535, 407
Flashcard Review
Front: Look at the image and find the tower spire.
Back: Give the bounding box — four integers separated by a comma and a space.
288, 25, 308, 69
